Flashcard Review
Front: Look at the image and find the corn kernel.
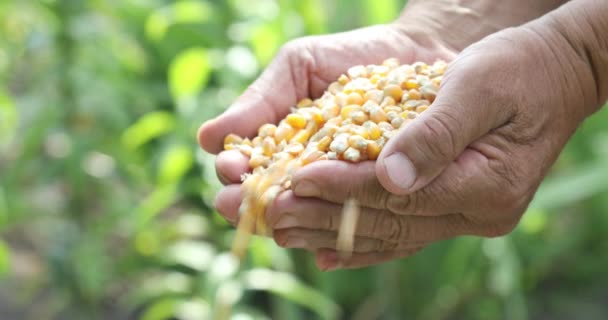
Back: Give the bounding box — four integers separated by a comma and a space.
403, 79, 420, 90
343, 147, 361, 162
224, 133, 243, 146
297, 98, 314, 108
348, 135, 368, 150
349, 110, 368, 125
291, 129, 312, 144
286, 114, 307, 129
367, 141, 381, 160
317, 136, 332, 152
383, 84, 403, 102
346, 92, 364, 105
370, 108, 388, 123
258, 124, 277, 138
341, 105, 361, 120
338, 74, 350, 85
416, 105, 429, 113
262, 137, 276, 156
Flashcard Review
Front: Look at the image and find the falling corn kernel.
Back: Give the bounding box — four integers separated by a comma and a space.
222, 59, 447, 259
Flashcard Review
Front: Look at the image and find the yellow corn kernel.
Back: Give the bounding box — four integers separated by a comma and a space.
239, 144, 253, 156
369, 74, 381, 85
297, 98, 314, 108
343, 147, 361, 162
224, 133, 243, 146
317, 136, 332, 152
408, 89, 421, 100
252, 136, 263, 147
286, 114, 307, 129
274, 124, 295, 143
351, 126, 370, 140
348, 135, 368, 150
328, 82, 343, 95
368, 123, 381, 140
364, 89, 384, 104
224, 144, 236, 150
249, 155, 270, 168
403, 79, 420, 90
341, 105, 361, 120
383, 84, 403, 102
346, 92, 364, 106
370, 108, 388, 123
258, 124, 277, 138
349, 110, 368, 125
416, 105, 429, 113
291, 129, 312, 144
301, 149, 325, 165
262, 137, 276, 156
338, 74, 350, 85
241, 138, 253, 147
366, 141, 381, 160
285, 142, 304, 155
380, 96, 396, 108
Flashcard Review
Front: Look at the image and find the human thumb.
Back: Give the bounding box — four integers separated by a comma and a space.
375, 68, 513, 195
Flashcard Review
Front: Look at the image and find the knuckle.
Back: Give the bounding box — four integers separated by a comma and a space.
388, 216, 410, 243
418, 111, 458, 161
386, 192, 418, 215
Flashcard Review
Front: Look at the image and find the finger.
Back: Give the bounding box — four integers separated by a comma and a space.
198, 42, 315, 154
289, 161, 453, 215
273, 228, 425, 253
376, 63, 516, 195
268, 191, 473, 243
215, 150, 250, 185
214, 184, 243, 224
315, 247, 425, 271
291, 161, 389, 209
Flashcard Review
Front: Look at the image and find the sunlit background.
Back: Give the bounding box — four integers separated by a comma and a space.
1, 0, 607, 319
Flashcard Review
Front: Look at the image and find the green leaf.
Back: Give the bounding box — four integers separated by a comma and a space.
530, 161, 608, 210
121, 111, 176, 149
157, 144, 194, 186
362, 0, 400, 25
249, 23, 282, 66
136, 184, 179, 228
0, 240, 10, 277
141, 297, 183, 320
0, 89, 17, 142
243, 269, 341, 320
169, 47, 212, 101
145, 0, 214, 41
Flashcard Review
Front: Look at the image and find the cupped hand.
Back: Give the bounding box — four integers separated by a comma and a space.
265, 23, 601, 271
200, 26, 456, 219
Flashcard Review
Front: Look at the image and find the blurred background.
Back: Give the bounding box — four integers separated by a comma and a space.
1, 0, 607, 319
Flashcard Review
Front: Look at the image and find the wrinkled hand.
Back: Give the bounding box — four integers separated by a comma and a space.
263, 24, 601, 270
198, 23, 456, 257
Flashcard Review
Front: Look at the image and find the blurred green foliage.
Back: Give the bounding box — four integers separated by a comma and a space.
0, 0, 607, 319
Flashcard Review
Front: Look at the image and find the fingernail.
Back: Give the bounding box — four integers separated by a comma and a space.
275, 215, 298, 229
383, 152, 416, 190
286, 237, 306, 248
293, 180, 319, 197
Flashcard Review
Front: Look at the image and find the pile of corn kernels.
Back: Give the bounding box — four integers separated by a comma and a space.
224, 58, 446, 256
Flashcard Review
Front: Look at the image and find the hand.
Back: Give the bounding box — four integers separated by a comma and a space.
268, 23, 601, 270
201, 26, 457, 217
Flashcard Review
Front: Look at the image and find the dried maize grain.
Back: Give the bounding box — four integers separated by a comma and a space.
222, 58, 447, 259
